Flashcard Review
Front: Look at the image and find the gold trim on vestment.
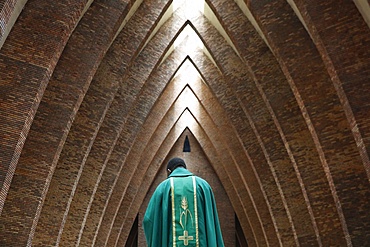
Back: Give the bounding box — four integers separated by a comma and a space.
171, 175, 199, 246
170, 177, 176, 247
192, 176, 199, 247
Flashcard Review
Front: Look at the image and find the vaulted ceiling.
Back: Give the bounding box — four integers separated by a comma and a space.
0, 0, 369, 246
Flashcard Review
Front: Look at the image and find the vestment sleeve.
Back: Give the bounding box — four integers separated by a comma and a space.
202, 180, 225, 247
143, 181, 171, 247
143, 186, 163, 247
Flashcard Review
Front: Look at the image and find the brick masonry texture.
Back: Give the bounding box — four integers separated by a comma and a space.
0, 0, 369, 246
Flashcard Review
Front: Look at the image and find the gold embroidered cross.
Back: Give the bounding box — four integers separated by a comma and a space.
178, 230, 194, 246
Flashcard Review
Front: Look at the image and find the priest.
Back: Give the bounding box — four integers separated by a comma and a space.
143, 157, 225, 247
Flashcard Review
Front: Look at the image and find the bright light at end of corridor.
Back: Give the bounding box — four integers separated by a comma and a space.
173, 0, 205, 19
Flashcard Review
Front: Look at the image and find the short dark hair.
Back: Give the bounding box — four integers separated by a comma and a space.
167, 157, 186, 172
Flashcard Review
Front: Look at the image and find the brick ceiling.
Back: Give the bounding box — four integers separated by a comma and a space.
0, 0, 369, 246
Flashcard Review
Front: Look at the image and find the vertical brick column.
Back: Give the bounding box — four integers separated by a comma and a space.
292, 0, 370, 181
31, 0, 135, 246
0, 0, 88, 246
57, 1, 174, 246
208, 0, 348, 246
245, 0, 370, 245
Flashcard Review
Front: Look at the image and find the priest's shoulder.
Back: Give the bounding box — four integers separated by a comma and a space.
155, 177, 172, 191
194, 175, 212, 189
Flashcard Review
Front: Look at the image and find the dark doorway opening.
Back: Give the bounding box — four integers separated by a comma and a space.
125, 214, 138, 247
183, 135, 191, 152
236, 214, 248, 246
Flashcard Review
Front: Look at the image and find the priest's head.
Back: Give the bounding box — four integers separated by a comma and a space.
167, 157, 186, 175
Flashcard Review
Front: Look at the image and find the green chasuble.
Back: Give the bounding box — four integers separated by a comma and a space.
143, 167, 225, 247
